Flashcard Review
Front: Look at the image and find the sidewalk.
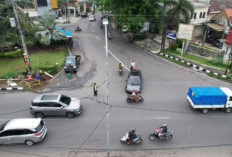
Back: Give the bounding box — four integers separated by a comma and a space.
1, 145, 232, 157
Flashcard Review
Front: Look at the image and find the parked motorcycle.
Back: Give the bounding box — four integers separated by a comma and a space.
120, 132, 143, 144
108, 33, 112, 40
127, 95, 144, 103
149, 127, 173, 141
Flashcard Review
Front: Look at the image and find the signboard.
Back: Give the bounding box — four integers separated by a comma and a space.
226, 29, 232, 45
9, 18, 16, 27
51, 0, 58, 9
177, 24, 194, 40
166, 30, 176, 40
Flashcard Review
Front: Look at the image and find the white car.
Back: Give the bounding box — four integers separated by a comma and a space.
0, 118, 47, 145
89, 15, 96, 21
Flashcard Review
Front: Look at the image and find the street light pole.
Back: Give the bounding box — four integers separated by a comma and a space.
103, 18, 110, 157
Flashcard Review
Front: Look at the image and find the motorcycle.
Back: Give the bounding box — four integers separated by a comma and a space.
119, 67, 123, 76
127, 95, 144, 103
120, 132, 143, 144
75, 27, 82, 32
149, 127, 173, 141
108, 33, 112, 40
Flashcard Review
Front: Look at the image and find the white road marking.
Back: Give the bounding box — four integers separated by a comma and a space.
96, 36, 99, 40
103, 46, 130, 71
134, 117, 170, 120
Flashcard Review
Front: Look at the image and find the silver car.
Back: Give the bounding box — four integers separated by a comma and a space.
0, 118, 47, 146
30, 93, 83, 118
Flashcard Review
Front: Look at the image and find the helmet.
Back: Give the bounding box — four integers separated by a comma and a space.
163, 124, 167, 127
133, 89, 136, 92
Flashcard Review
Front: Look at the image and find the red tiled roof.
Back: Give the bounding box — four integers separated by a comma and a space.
209, 0, 232, 12
224, 9, 232, 23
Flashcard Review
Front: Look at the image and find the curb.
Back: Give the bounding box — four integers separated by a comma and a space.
159, 53, 230, 79
0, 87, 23, 91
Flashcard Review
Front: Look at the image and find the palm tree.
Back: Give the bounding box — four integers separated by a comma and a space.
160, 0, 194, 52
35, 13, 67, 49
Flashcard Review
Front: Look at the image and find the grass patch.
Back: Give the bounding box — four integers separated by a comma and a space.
0, 49, 67, 78
164, 49, 226, 69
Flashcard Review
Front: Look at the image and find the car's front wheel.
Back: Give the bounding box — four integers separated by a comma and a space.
35, 112, 44, 118
66, 112, 75, 118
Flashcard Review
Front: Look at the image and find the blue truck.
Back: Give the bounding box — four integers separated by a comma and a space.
187, 87, 232, 114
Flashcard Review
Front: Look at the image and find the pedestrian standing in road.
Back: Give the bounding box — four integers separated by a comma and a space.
93, 82, 98, 96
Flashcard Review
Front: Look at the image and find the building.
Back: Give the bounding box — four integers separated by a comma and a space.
21, 0, 57, 19
189, 0, 210, 37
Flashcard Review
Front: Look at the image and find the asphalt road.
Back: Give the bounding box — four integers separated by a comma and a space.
1, 12, 232, 156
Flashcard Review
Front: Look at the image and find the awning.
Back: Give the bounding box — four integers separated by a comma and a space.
55, 26, 73, 38
206, 23, 226, 31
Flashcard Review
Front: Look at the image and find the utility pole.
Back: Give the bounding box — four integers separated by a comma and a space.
12, 0, 31, 71
66, 0, 69, 22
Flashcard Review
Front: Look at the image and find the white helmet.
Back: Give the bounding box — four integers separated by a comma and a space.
163, 124, 167, 127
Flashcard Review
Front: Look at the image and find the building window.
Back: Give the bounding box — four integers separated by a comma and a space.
202, 12, 206, 18
37, 0, 47, 7
199, 12, 202, 18
193, 13, 197, 19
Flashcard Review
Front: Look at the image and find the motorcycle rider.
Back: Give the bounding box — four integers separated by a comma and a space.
128, 129, 137, 144
131, 89, 139, 102
119, 62, 123, 71
130, 60, 136, 70
76, 25, 80, 30
158, 124, 168, 138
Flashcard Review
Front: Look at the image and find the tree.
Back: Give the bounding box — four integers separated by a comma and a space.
0, 0, 35, 48
99, 0, 164, 42
35, 13, 67, 49
160, 0, 194, 52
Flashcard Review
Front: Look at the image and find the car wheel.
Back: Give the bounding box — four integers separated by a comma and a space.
66, 112, 75, 118
25, 140, 34, 146
35, 112, 44, 118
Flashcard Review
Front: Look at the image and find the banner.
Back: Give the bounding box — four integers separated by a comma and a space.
226, 29, 232, 45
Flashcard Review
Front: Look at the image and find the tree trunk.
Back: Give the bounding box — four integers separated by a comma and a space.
161, 24, 167, 52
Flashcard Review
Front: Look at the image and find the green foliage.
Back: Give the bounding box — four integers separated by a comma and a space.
170, 43, 178, 50
176, 38, 183, 48
0, 71, 18, 79
35, 13, 67, 46
0, 0, 35, 48
209, 56, 224, 66
134, 33, 146, 40
99, 0, 164, 37
164, 0, 194, 30
0, 49, 23, 58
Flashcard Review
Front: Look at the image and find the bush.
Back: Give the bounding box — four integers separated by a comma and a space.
209, 56, 224, 66
176, 38, 183, 48
170, 43, 178, 50
134, 33, 146, 40
39, 64, 61, 74
0, 49, 23, 58
0, 71, 18, 79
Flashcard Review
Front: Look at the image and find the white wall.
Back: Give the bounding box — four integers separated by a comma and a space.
191, 7, 209, 25
222, 42, 232, 60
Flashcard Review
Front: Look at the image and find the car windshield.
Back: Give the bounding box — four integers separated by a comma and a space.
65, 58, 75, 65
0, 121, 8, 131
59, 95, 71, 106
90, 15, 94, 18
128, 76, 141, 85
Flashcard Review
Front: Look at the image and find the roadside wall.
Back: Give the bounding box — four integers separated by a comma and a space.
186, 44, 220, 58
